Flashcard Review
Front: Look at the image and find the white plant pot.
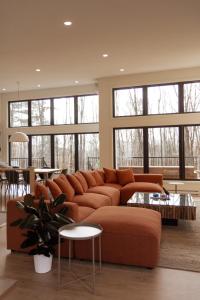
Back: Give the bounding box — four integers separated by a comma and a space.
33, 254, 53, 273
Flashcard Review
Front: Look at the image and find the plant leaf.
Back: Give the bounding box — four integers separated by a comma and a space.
10, 218, 23, 227
24, 194, 34, 206
53, 193, 67, 207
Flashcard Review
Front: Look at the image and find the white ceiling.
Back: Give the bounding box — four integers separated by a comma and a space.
1, 0, 200, 92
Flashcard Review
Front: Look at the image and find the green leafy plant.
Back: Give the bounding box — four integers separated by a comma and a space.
11, 193, 74, 257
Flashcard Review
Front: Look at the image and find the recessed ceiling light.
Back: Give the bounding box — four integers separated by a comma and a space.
102, 53, 109, 58
35, 68, 41, 72
64, 21, 72, 26
120, 68, 125, 72
2, 88, 6, 91
75, 80, 79, 84
37, 84, 41, 88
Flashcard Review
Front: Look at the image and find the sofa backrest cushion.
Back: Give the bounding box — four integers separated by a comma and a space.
74, 171, 88, 192
67, 174, 84, 195
34, 182, 50, 200
46, 179, 62, 200
81, 171, 97, 187
54, 175, 75, 201
92, 170, 104, 185
96, 169, 105, 182
116, 169, 135, 186
103, 168, 118, 183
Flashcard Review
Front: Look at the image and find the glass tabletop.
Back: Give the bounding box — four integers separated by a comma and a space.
128, 192, 195, 207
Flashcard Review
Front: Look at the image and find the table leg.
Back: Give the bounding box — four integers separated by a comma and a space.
68, 239, 71, 271
175, 184, 177, 193
58, 234, 61, 287
92, 237, 95, 293
99, 235, 102, 272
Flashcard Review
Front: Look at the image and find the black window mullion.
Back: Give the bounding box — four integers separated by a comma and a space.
50, 98, 54, 125
74, 96, 78, 124
113, 129, 116, 168
28, 135, 32, 167
179, 83, 184, 113
75, 134, 79, 171
28, 101, 32, 127
179, 126, 185, 180
143, 128, 149, 173
143, 87, 148, 115
51, 135, 55, 168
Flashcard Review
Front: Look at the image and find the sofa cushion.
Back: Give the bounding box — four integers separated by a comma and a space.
67, 174, 84, 195
87, 186, 120, 206
92, 170, 104, 185
46, 179, 62, 199
96, 169, 105, 182
54, 176, 75, 202
120, 182, 163, 204
116, 169, 135, 186
71, 193, 111, 209
103, 167, 117, 183
34, 182, 50, 200
81, 171, 97, 187
104, 183, 122, 190
74, 171, 88, 192
77, 206, 95, 222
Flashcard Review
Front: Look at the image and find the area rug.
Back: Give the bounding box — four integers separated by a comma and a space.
0, 212, 6, 228
159, 199, 200, 272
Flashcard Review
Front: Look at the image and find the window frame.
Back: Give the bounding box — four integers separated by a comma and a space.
113, 80, 200, 118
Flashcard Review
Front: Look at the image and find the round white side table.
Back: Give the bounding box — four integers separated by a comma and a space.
58, 223, 103, 293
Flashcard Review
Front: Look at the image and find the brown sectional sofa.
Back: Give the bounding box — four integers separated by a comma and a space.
7, 168, 163, 268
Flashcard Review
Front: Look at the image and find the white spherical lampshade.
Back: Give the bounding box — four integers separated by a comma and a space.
9, 132, 29, 142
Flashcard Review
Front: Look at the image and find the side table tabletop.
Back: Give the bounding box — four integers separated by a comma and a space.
58, 223, 103, 293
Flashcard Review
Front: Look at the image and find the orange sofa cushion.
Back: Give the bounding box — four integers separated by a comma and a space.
71, 193, 111, 209
67, 174, 84, 195
74, 206, 161, 268
104, 183, 122, 190
116, 169, 135, 186
54, 176, 75, 202
81, 171, 97, 187
34, 182, 50, 200
92, 170, 104, 185
87, 186, 120, 206
120, 182, 163, 204
46, 179, 62, 199
103, 168, 117, 183
74, 171, 88, 192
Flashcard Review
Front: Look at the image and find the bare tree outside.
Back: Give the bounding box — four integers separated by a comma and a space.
54, 134, 75, 172
78, 95, 99, 123
54, 97, 74, 124
114, 88, 143, 116
10, 101, 28, 127
31, 99, 51, 126
78, 133, 99, 170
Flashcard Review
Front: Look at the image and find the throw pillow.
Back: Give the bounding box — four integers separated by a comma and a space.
116, 169, 135, 186
81, 171, 97, 187
54, 176, 75, 201
46, 179, 62, 200
67, 174, 84, 195
92, 170, 104, 185
34, 182, 50, 200
74, 171, 88, 192
103, 167, 118, 183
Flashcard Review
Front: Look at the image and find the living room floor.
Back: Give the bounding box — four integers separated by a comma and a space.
0, 226, 199, 300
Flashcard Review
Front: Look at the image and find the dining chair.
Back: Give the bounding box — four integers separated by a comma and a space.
5, 170, 24, 198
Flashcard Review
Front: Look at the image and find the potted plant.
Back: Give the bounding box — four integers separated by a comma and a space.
10, 193, 74, 273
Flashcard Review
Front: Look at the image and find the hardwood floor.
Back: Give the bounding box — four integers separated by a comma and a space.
1, 226, 200, 300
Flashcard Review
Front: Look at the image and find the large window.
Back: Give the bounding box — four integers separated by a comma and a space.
184, 126, 200, 179
10, 142, 28, 168
31, 99, 51, 126
31, 135, 51, 167
78, 95, 99, 123
115, 128, 143, 173
184, 82, 200, 112
148, 127, 179, 179
9, 94, 99, 127
114, 88, 143, 117
54, 134, 75, 172
113, 81, 200, 117
148, 84, 178, 114
9, 101, 28, 127
78, 133, 99, 170
54, 97, 74, 125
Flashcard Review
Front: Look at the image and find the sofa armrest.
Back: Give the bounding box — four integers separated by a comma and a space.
134, 174, 163, 187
